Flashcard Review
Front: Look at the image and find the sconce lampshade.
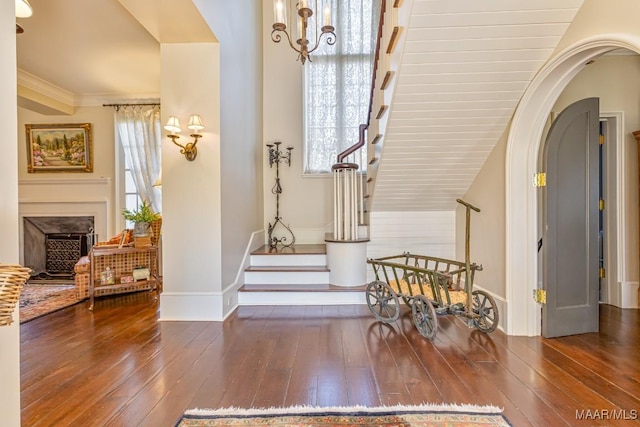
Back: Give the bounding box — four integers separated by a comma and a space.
165, 114, 204, 161
187, 114, 204, 132
164, 116, 182, 134
15, 0, 33, 18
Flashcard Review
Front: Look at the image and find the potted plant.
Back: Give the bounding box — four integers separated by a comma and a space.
122, 200, 161, 238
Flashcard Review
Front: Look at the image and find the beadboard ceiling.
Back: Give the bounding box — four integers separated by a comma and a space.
371, 0, 585, 211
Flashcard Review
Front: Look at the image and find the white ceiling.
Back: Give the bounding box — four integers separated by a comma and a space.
16, 0, 161, 107
17, 0, 591, 215
370, 0, 585, 211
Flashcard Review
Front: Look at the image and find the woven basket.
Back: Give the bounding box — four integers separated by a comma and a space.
0, 264, 31, 326
150, 217, 162, 246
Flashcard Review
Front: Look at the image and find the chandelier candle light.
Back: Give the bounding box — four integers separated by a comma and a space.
271, 0, 336, 64
266, 142, 295, 249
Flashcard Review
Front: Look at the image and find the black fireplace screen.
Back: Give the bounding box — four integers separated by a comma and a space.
45, 234, 84, 273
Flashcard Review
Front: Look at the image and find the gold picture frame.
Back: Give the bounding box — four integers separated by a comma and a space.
26, 123, 93, 173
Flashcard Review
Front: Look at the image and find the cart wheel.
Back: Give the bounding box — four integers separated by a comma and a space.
472, 290, 499, 333
366, 280, 400, 323
412, 295, 438, 340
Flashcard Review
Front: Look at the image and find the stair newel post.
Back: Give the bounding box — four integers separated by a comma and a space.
334, 167, 340, 240
359, 149, 364, 226
332, 163, 360, 241
266, 141, 296, 249
351, 167, 357, 239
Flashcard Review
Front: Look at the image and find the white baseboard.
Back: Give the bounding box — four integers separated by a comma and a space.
220, 230, 265, 319
159, 230, 265, 321
613, 281, 639, 309
159, 292, 224, 321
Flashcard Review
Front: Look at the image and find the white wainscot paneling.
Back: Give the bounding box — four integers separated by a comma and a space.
366, 210, 456, 282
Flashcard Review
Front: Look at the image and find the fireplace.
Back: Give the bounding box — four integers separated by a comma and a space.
23, 216, 94, 279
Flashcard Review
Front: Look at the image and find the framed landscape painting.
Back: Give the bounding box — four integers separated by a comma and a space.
26, 123, 93, 173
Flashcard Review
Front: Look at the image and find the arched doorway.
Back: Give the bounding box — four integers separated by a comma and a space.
506, 36, 640, 336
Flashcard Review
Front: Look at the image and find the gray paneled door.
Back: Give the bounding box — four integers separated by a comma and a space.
542, 97, 599, 338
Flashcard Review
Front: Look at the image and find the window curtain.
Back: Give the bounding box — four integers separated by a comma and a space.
115, 106, 162, 213
304, 0, 380, 174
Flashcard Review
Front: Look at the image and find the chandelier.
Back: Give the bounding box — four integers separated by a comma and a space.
271, 0, 336, 64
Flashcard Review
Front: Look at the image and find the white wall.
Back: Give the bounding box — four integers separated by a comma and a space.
0, 0, 21, 424
17, 106, 117, 248
195, 0, 265, 315
17, 106, 116, 181
160, 42, 222, 321
457, 129, 508, 300
262, 2, 334, 244
457, 129, 509, 331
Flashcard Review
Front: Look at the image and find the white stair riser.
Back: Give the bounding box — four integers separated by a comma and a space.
249, 254, 327, 267
244, 270, 330, 285
238, 291, 366, 305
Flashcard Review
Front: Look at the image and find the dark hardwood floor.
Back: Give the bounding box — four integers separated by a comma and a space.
20, 293, 640, 426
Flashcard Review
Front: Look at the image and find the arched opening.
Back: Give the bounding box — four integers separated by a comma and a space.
506, 36, 640, 336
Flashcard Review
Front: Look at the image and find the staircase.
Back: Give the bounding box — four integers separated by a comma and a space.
238, 244, 366, 305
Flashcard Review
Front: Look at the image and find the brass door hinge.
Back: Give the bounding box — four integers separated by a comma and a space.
599, 199, 605, 211
533, 289, 546, 304
599, 267, 606, 279
533, 173, 547, 188
599, 134, 605, 145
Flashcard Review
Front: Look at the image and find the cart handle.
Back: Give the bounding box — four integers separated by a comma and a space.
456, 198, 480, 212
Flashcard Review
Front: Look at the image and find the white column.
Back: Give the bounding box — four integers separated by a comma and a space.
333, 170, 340, 239
160, 42, 223, 320
0, 0, 21, 423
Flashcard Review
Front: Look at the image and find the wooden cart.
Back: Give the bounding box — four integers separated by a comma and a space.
365, 199, 498, 340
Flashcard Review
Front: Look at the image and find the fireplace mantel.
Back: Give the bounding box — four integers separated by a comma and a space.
18, 178, 112, 267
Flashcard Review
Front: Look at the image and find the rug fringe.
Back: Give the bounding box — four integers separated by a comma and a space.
184, 403, 505, 417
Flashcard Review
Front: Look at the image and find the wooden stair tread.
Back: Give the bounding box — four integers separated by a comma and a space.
245, 266, 330, 272
251, 244, 326, 255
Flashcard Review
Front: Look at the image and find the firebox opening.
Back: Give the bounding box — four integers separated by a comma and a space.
23, 216, 94, 281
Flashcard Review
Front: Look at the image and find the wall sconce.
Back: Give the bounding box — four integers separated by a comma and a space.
16, 0, 33, 17
164, 115, 204, 161
16, 0, 33, 34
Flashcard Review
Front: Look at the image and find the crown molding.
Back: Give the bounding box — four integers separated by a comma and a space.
17, 69, 160, 110
17, 69, 75, 106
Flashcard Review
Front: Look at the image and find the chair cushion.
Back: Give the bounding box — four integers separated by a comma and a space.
74, 256, 91, 273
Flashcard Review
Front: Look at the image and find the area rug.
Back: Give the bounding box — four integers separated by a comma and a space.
175, 404, 512, 426
19, 284, 80, 323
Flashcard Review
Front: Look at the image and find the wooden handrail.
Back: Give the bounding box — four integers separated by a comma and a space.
337, 124, 368, 163
335, 0, 386, 164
